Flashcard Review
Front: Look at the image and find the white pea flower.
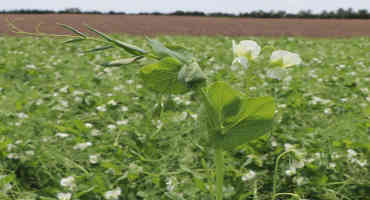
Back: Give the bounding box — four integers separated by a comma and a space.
294, 176, 305, 186
73, 142, 92, 151
355, 159, 367, 167
126, 80, 134, 85
292, 160, 305, 169
17, 112, 28, 119
7, 153, 19, 159
25, 64, 37, 70
73, 90, 84, 96
107, 100, 117, 106
56, 133, 70, 138
285, 166, 296, 176
232, 40, 261, 60
59, 86, 69, 93
116, 120, 128, 126
96, 105, 107, 112
121, 106, 128, 112
166, 178, 176, 192
85, 123, 93, 128
190, 113, 198, 120
91, 129, 101, 136
74, 96, 82, 103
241, 170, 256, 181
57, 192, 72, 200
89, 154, 99, 164
360, 88, 368, 94
107, 124, 116, 130
35, 99, 44, 105
60, 176, 75, 189
324, 108, 332, 115
347, 149, 357, 158
284, 143, 295, 152
329, 163, 336, 169
271, 137, 278, 147
25, 150, 35, 156
2, 183, 12, 192
7, 144, 16, 151
104, 187, 121, 200
270, 50, 302, 68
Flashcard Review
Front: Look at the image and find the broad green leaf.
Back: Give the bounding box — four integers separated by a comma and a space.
222, 97, 242, 123
146, 38, 190, 63
200, 91, 221, 133
206, 82, 241, 118
101, 56, 143, 67
58, 23, 87, 37
211, 96, 275, 150
201, 82, 242, 132
139, 57, 188, 94
84, 45, 114, 53
85, 25, 147, 56
177, 61, 206, 89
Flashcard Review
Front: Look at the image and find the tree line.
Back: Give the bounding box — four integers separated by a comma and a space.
1, 8, 369, 19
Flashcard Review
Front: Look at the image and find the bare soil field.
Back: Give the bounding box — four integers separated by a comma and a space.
1, 14, 370, 37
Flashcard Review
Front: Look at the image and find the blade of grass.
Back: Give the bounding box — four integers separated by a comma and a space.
58, 23, 88, 38
85, 24, 147, 56
101, 56, 143, 67
63, 38, 85, 44
84, 45, 114, 53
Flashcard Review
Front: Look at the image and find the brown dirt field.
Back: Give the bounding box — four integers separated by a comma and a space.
1, 14, 370, 37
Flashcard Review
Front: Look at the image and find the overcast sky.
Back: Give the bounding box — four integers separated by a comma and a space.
2, 0, 370, 14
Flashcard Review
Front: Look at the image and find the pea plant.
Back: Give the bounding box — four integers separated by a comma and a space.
7, 21, 303, 200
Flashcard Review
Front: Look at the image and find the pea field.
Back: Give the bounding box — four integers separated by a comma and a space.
0, 32, 369, 200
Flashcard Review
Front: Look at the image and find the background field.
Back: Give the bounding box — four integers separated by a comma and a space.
1, 14, 370, 37
1, 11, 370, 199
0, 33, 369, 200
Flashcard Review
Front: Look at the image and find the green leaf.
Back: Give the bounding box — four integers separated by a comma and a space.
204, 82, 242, 119
101, 56, 143, 67
211, 96, 275, 150
166, 44, 194, 61
177, 61, 207, 89
85, 25, 147, 56
63, 38, 85, 44
58, 23, 87, 37
146, 38, 191, 63
201, 82, 242, 132
84, 45, 114, 53
139, 57, 188, 94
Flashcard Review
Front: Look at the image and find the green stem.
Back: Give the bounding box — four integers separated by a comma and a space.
215, 147, 224, 200
272, 150, 294, 200
253, 180, 258, 200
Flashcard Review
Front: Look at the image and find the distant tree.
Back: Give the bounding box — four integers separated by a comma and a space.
0, 8, 368, 19
59, 8, 82, 14
357, 9, 369, 19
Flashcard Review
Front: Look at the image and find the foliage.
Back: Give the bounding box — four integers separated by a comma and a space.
0, 35, 369, 200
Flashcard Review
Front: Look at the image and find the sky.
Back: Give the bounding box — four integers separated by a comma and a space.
1, 0, 370, 14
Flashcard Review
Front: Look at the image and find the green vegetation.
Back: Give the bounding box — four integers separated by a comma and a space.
0, 35, 369, 200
